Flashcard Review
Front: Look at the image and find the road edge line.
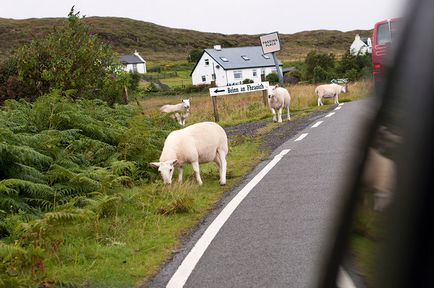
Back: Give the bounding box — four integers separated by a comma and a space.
166, 149, 291, 288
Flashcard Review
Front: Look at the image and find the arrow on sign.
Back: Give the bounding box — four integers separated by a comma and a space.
213, 89, 225, 93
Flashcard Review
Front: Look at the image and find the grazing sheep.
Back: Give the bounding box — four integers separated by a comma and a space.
150, 122, 228, 186
315, 84, 348, 106
160, 98, 191, 113
267, 86, 291, 123
172, 112, 189, 126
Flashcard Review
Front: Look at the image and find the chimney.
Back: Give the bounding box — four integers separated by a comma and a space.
214, 45, 222, 51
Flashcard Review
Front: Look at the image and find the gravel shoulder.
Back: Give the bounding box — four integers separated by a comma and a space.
224, 105, 335, 151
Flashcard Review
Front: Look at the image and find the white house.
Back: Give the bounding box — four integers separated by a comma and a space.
350, 34, 372, 55
120, 51, 147, 74
191, 45, 282, 87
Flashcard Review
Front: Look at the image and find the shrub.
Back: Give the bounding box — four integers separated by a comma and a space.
242, 78, 254, 84
265, 73, 279, 84
304, 51, 336, 82
14, 7, 128, 103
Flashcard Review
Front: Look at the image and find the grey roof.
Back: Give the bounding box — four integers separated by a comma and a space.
360, 37, 370, 45
204, 46, 282, 70
120, 54, 144, 64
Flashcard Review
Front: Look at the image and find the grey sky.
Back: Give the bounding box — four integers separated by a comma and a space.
1, 0, 406, 34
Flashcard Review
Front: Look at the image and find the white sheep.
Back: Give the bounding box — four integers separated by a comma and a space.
315, 84, 348, 106
150, 122, 228, 186
172, 112, 189, 126
267, 86, 291, 123
160, 98, 191, 113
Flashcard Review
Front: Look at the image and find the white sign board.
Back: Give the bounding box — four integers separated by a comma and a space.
260, 32, 281, 54
209, 82, 269, 97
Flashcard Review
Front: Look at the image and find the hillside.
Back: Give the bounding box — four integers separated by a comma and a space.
0, 17, 372, 65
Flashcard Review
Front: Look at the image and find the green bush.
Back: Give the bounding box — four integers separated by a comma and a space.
13, 7, 128, 104
265, 73, 279, 84
0, 93, 176, 216
242, 78, 254, 84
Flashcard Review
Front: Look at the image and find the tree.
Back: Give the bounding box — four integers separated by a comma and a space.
265, 73, 279, 84
188, 48, 203, 63
15, 7, 128, 103
304, 51, 336, 82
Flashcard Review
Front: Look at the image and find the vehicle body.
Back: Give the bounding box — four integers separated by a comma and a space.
318, 1, 434, 287
372, 18, 401, 82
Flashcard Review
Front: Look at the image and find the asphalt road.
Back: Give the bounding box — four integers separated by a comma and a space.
146, 99, 374, 288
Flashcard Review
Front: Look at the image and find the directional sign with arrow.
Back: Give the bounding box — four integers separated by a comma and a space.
209, 82, 269, 97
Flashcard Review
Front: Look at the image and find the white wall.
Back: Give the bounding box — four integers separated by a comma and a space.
124, 62, 146, 74
191, 52, 227, 86
192, 51, 282, 86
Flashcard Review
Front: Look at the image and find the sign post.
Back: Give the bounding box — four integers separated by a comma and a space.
209, 82, 270, 122
260, 32, 284, 86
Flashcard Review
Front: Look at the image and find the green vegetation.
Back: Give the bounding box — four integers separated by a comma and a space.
0, 7, 374, 286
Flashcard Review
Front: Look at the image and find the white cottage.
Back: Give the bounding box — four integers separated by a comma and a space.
120, 51, 147, 74
350, 34, 372, 56
191, 45, 282, 87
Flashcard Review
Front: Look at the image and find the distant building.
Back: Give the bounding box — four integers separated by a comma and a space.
120, 51, 147, 74
191, 45, 282, 87
350, 34, 372, 55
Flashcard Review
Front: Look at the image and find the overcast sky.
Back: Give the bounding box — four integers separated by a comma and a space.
1, 0, 406, 34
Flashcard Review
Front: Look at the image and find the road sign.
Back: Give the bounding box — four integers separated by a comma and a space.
260, 32, 281, 54
209, 82, 270, 97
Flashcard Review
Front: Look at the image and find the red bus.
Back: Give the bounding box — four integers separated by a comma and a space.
372, 18, 401, 82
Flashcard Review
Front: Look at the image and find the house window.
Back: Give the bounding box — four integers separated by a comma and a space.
233, 70, 242, 79
202, 75, 206, 82
205, 59, 209, 66
253, 69, 257, 77
262, 54, 270, 59
220, 57, 229, 62
132, 64, 138, 72
241, 55, 250, 61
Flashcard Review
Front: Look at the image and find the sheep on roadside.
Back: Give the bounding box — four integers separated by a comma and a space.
172, 112, 189, 126
160, 98, 191, 113
267, 85, 291, 123
315, 84, 348, 106
150, 122, 228, 186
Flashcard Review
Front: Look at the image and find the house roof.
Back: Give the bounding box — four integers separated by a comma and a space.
360, 37, 370, 45
120, 54, 145, 65
203, 46, 282, 70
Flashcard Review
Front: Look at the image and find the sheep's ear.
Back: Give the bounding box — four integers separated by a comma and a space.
149, 162, 161, 168
189, 97, 192, 102
171, 159, 178, 166
275, 83, 279, 88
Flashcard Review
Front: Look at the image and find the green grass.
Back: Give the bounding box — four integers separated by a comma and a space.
35, 137, 264, 287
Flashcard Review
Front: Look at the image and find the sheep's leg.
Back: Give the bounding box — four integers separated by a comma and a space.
271, 108, 277, 122
191, 161, 203, 185
335, 94, 340, 104
277, 107, 283, 123
287, 105, 291, 120
178, 166, 184, 183
217, 150, 227, 185
317, 97, 322, 106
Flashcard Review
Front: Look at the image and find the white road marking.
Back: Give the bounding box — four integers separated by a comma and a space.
325, 112, 335, 118
311, 121, 323, 128
334, 106, 342, 110
339, 103, 344, 106
294, 133, 308, 142
337, 268, 357, 288
166, 149, 291, 288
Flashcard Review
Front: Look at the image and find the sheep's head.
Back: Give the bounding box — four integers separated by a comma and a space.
150, 159, 178, 184
342, 84, 348, 93
181, 98, 191, 110
267, 86, 278, 101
